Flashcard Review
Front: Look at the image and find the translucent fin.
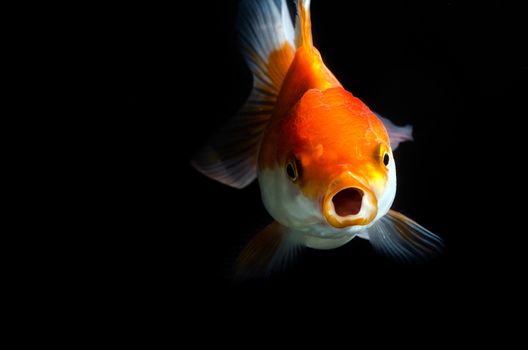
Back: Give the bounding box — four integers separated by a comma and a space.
235, 221, 304, 279
191, 0, 295, 189
190, 90, 273, 189
367, 210, 444, 263
374, 112, 414, 150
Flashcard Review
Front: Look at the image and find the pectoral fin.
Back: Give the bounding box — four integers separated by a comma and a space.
374, 112, 413, 150
235, 221, 304, 279
367, 210, 444, 262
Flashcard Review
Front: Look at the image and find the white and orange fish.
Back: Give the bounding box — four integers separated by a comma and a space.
192, 0, 443, 276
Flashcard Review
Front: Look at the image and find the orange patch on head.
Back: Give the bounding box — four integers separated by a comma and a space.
275, 87, 390, 199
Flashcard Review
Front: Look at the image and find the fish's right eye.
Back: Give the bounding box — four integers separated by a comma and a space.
286, 157, 301, 182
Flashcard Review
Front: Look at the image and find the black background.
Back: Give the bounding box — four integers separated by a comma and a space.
102, 0, 525, 317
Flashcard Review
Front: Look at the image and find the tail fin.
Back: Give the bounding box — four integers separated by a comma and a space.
191, 0, 295, 189
295, 0, 313, 48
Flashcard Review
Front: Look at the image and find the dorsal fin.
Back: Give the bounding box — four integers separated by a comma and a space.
295, 0, 313, 48
271, 0, 341, 117
191, 0, 295, 188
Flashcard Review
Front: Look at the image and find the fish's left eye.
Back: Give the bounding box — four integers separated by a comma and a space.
383, 152, 390, 166
377, 144, 391, 168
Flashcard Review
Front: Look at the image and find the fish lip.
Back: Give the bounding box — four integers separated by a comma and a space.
322, 174, 378, 229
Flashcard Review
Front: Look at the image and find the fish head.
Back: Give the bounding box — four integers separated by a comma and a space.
258, 88, 396, 235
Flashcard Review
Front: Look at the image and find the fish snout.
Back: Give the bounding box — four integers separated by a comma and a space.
323, 179, 378, 228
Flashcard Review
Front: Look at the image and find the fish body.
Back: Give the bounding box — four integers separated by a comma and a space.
192, 0, 443, 276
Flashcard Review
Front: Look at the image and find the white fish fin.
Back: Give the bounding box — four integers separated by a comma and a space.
238, 0, 295, 91
295, 0, 313, 48
356, 231, 370, 240
374, 112, 414, 150
235, 221, 304, 279
190, 89, 272, 189
367, 210, 444, 263
191, 0, 295, 189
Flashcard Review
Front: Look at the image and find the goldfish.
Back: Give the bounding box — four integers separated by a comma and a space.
192, 0, 443, 276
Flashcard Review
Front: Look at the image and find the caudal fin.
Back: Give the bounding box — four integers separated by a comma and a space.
191, 0, 295, 189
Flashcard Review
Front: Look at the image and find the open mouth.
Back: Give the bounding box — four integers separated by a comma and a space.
331, 188, 363, 217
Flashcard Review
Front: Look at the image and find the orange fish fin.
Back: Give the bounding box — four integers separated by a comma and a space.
373, 112, 414, 150
367, 210, 444, 263
269, 0, 341, 115
191, 0, 295, 188
235, 222, 304, 279
295, 0, 313, 48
